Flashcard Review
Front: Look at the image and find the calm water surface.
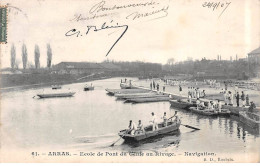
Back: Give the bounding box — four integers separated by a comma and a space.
1, 78, 260, 155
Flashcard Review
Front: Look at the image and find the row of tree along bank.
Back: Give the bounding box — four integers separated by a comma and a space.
10, 43, 52, 69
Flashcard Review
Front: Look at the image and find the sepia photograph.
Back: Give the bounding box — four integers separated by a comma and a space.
0, 0, 259, 163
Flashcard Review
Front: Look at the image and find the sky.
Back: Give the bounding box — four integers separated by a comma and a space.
0, 0, 259, 68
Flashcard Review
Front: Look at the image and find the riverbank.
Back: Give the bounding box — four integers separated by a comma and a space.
131, 79, 260, 107
0, 73, 112, 92
0, 71, 188, 92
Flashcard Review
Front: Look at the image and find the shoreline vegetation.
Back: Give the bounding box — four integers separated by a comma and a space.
1, 58, 259, 92
1, 70, 259, 92
0, 73, 113, 92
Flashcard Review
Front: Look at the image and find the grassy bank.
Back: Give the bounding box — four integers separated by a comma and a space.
0, 73, 112, 92
0, 70, 173, 91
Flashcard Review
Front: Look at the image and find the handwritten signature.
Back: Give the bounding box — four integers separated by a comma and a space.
65, 21, 128, 57
89, 0, 158, 14
126, 5, 169, 20
202, 1, 231, 18
70, 12, 116, 22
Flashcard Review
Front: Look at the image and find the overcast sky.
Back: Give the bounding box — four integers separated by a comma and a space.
1, 0, 259, 68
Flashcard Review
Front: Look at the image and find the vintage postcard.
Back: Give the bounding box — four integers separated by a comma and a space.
0, 0, 260, 163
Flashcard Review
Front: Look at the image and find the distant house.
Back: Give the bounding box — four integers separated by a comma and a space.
248, 47, 260, 64
52, 62, 120, 74
99, 62, 121, 71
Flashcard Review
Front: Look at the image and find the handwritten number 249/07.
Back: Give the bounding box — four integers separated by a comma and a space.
202, 1, 231, 11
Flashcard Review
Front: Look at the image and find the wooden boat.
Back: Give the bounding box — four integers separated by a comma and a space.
189, 107, 218, 116
169, 99, 195, 109
124, 94, 167, 100
37, 92, 76, 98
120, 83, 134, 89
239, 112, 260, 130
51, 85, 62, 89
126, 96, 170, 103
222, 105, 249, 115
105, 88, 149, 95
115, 92, 156, 98
217, 109, 231, 116
84, 86, 94, 91
118, 118, 181, 142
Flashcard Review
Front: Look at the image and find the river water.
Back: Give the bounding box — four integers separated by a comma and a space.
1, 77, 260, 162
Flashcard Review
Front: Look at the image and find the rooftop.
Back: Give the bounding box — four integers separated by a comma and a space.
248, 46, 260, 55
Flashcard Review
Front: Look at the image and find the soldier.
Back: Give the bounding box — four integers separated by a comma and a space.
236, 92, 240, 107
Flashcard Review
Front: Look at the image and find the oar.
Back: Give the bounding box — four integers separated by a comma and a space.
169, 111, 200, 130
168, 111, 178, 120
110, 130, 129, 147
180, 124, 200, 130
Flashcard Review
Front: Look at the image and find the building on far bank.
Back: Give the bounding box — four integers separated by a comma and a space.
52, 62, 120, 74
99, 62, 121, 71
248, 46, 260, 64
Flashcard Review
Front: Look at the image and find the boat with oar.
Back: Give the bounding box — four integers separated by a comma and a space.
189, 107, 218, 116
118, 117, 181, 142
105, 88, 149, 95
110, 112, 200, 145
169, 99, 196, 110
37, 92, 76, 98
126, 96, 170, 103
239, 111, 260, 130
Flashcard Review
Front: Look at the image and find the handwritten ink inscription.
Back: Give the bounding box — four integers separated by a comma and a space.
65, 20, 128, 57
202, 1, 231, 18
126, 5, 169, 21
70, 0, 169, 22
67, 0, 170, 57
89, 0, 158, 14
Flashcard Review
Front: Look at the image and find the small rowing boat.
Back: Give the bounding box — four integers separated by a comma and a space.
37, 92, 76, 98
222, 105, 249, 115
105, 88, 149, 95
84, 86, 94, 91
239, 112, 260, 130
169, 99, 195, 110
189, 107, 218, 116
118, 118, 181, 142
51, 85, 62, 89
115, 92, 156, 98
217, 109, 231, 116
126, 96, 170, 103
123, 94, 167, 100
120, 83, 134, 89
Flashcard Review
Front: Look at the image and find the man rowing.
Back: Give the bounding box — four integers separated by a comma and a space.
128, 120, 137, 135
216, 100, 222, 112
162, 112, 168, 127
150, 112, 158, 131
136, 120, 145, 134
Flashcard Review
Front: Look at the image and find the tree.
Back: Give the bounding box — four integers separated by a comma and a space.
10, 44, 16, 69
22, 43, 28, 69
47, 43, 52, 68
167, 58, 175, 65
34, 44, 40, 69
